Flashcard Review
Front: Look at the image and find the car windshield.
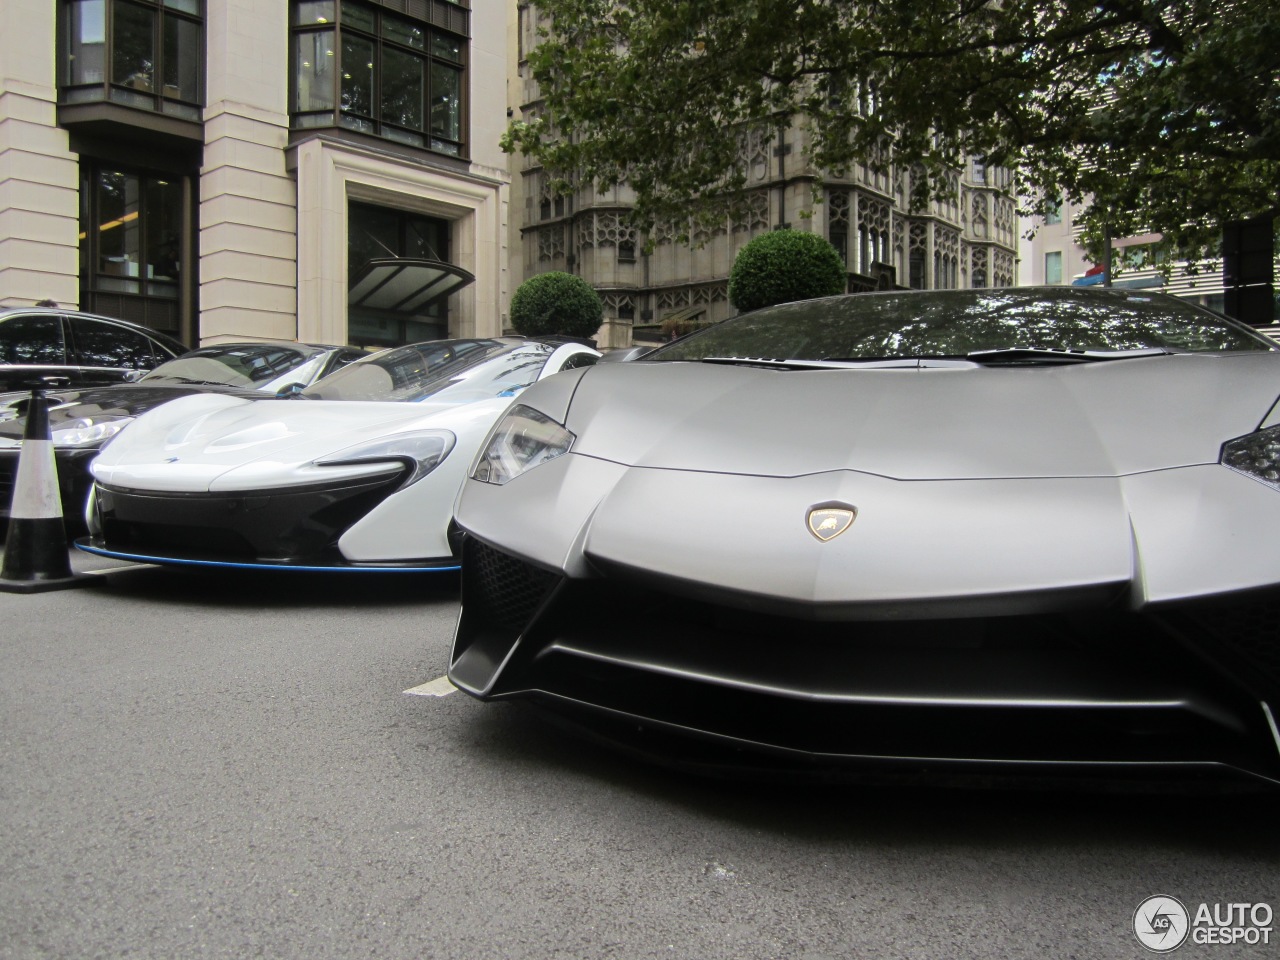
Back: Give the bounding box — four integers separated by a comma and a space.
142, 344, 324, 390
301, 339, 553, 403
646, 288, 1273, 362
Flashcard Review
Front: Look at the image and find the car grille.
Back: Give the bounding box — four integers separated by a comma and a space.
1165, 599, 1280, 690
463, 537, 559, 632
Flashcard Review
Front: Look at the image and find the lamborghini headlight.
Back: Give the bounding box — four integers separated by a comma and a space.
51, 416, 136, 447
472, 404, 575, 485
317, 430, 456, 488
1222, 425, 1280, 488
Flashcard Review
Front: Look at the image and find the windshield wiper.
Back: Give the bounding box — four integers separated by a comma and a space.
964, 346, 1172, 366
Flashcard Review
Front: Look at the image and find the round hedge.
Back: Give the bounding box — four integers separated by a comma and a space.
728, 229, 847, 313
510, 271, 603, 340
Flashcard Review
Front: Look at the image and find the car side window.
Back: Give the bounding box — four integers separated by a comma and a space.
558, 351, 599, 371
0, 315, 66, 365
68, 317, 158, 370
327, 349, 368, 375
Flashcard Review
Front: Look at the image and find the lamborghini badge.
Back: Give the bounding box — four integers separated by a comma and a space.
807, 505, 857, 542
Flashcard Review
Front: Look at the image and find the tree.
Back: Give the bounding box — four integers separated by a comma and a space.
510, 271, 604, 340
505, 0, 1279, 263
728, 229, 847, 311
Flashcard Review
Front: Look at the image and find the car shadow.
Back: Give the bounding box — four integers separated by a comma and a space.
450, 701, 1280, 857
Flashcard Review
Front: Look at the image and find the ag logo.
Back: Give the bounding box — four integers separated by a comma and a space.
806, 504, 857, 542
1134, 895, 1190, 953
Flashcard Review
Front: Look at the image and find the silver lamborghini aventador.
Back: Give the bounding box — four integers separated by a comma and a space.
448, 286, 1280, 787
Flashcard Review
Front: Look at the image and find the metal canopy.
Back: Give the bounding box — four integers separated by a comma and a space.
348, 257, 475, 314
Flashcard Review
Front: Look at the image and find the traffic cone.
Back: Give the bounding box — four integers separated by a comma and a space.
0, 386, 92, 593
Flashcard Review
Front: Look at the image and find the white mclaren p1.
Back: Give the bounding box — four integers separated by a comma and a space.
77, 337, 599, 571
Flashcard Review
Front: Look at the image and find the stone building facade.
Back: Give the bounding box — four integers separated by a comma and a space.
1, 0, 509, 348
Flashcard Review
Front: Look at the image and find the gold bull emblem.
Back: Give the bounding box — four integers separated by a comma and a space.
807, 505, 857, 542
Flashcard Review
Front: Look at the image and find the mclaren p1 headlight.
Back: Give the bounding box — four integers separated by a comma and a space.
51, 416, 136, 447
472, 404, 575, 485
317, 430, 456, 488
1222, 425, 1280, 488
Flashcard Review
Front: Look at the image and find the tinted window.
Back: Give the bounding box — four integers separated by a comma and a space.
559, 351, 599, 371
647, 288, 1273, 362
69, 316, 159, 369
325, 349, 370, 375
0, 315, 66, 365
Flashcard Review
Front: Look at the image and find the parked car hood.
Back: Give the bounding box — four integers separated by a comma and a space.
560, 353, 1279, 480
91, 392, 510, 492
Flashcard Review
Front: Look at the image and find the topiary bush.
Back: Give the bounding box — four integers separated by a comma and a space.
510, 271, 604, 340
728, 229, 847, 313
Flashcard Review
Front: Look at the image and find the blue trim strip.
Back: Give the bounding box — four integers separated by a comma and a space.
73, 540, 460, 573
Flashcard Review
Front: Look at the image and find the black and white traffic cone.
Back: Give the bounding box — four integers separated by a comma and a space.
0, 385, 92, 593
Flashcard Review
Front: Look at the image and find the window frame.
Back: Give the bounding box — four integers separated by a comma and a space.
290, 0, 469, 159
59, 0, 205, 121
77, 160, 191, 341
1045, 250, 1064, 285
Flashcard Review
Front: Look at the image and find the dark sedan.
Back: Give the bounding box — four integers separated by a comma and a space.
0, 307, 187, 392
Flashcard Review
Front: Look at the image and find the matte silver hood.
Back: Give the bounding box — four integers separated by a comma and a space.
564, 353, 1279, 480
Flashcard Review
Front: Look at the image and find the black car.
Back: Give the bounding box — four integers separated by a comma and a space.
0, 307, 188, 392
0, 340, 365, 531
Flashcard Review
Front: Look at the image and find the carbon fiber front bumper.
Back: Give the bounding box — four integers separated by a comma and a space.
450, 536, 1280, 788
84, 473, 412, 566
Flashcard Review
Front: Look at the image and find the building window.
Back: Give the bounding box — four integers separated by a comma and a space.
909, 250, 926, 289
1044, 202, 1063, 226
1045, 250, 1063, 285
829, 223, 848, 265
291, 0, 469, 157
60, 0, 203, 122
79, 163, 187, 338
859, 226, 889, 275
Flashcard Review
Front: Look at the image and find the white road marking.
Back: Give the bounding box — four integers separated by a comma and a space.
82, 564, 156, 576
404, 675, 457, 697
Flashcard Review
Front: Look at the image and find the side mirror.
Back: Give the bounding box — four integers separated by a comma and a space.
276, 382, 306, 398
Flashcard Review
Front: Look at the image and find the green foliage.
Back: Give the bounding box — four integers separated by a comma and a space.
506, 0, 1280, 265
510, 271, 603, 339
728, 229, 847, 312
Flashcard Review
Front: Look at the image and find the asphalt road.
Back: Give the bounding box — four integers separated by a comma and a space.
1, 549, 1277, 960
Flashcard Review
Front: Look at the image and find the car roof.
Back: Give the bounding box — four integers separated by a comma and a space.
0, 307, 188, 351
